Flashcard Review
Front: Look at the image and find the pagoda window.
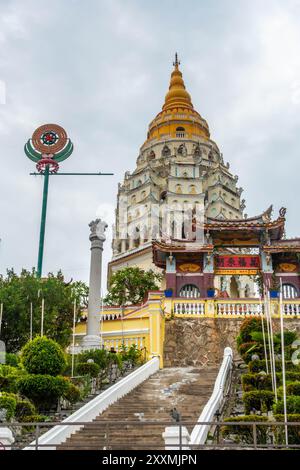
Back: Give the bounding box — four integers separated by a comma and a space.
141, 190, 146, 200
189, 185, 196, 194
148, 150, 155, 160
179, 284, 201, 298
282, 284, 298, 299
162, 145, 171, 157
176, 127, 185, 138
131, 195, 136, 204
175, 184, 182, 194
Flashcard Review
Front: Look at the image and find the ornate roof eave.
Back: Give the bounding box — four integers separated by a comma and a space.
263, 238, 300, 253
152, 239, 214, 254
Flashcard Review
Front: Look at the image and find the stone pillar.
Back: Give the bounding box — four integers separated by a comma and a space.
82, 218, 108, 351
148, 291, 164, 367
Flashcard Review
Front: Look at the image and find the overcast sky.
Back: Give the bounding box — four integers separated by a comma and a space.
0, 0, 300, 290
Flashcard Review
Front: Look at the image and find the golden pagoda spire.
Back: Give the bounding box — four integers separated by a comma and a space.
162, 53, 193, 112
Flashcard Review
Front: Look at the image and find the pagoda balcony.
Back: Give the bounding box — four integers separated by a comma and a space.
171, 298, 300, 317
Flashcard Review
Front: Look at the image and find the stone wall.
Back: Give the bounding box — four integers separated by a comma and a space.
163, 317, 300, 367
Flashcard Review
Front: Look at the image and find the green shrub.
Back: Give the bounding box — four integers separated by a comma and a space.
273, 414, 300, 445
21, 336, 66, 376
274, 396, 300, 414
0, 392, 17, 420
286, 372, 300, 382
248, 359, 300, 374
222, 415, 269, 445
77, 349, 109, 369
20, 414, 47, 423
120, 344, 143, 366
274, 331, 298, 346
17, 374, 69, 410
239, 318, 265, 343
0, 366, 27, 393
76, 362, 100, 378
5, 353, 20, 367
15, 398, 36, 420
62, 383, 81, 404
243, 390, 275, 414
278, 381, 300, 397
242, 373, 273, 392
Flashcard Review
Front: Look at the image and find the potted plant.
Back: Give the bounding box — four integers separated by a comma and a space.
164, 288, 173, 298
269, 273, 280, 298
207, 287, 215, 298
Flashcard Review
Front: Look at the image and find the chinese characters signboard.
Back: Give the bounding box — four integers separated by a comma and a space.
215, 255, 260, 275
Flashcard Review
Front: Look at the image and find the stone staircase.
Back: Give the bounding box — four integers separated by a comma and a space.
58, 366, 218, 450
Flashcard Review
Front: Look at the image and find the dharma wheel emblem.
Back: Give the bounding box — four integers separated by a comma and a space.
24, 123, 73, 173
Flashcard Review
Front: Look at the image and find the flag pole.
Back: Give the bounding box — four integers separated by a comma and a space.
267, 282, 277, 402
279, 279, 288, 446
71, 298, 77, 377
264, 285, 274, 391
0, 303, 3, 336
260, 299, 269, 374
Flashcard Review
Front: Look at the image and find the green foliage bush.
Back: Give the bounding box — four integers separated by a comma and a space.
76, 362, 100, 378
15, 398, 36, 420
0, 365, 27, 393
120, 344, 143, 366
77, 349, 109, 369
239, 318, 265, 343
274, 396, 300, 414
21, 336, 66, 376
62, 383, 81, 404
5, 353, 20, 367
248, 359, 300, 374
17, 374, 69, 410
274, 331, 298, 346
242, 373, 274, 392
0, 392, 17, 420
243, 390, 275, 414
277, 381, 300, 397
273, 414, 300, 445
222, 415, 269, 444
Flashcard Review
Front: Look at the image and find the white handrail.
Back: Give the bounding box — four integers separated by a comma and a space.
189, 347, 233, 446
24, 357, 160, 450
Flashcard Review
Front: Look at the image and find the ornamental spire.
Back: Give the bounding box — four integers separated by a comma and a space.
162, 54, 193, 111
173, 52, 180, 68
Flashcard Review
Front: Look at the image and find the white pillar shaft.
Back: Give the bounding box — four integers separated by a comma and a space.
87, 238, 103, 336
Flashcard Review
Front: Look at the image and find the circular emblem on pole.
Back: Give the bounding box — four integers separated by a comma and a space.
32, 124, 68, 155
25, 123, 73, 173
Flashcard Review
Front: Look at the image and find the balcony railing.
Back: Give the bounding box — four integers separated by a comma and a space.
171, 298, 300, 317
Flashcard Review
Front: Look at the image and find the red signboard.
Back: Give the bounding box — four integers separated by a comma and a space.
215, 255, 260, 270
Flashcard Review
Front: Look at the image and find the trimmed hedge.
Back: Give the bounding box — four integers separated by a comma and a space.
248, 360, 300, 374
278, 381, 300, 398
222, 415, 269, 445
243, 390, 275, 414
21, 337, 66, 376
274, 396, 300, 414
5, 353, 20, 367
242, 372, 300, 392
273, 414, 300, 445
0, 392, 17, 420
15, 398, 36, 420
17, 374, 70, 410
76, 362, 100, 378
63, 383, 81, 404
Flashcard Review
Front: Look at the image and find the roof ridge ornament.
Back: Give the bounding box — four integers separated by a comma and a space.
173, 52, 180, 68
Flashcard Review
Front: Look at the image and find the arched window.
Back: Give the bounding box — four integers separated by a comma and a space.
282, 284, 298, 299
162, 145, 171, 157
175, 184, 182, 194
176, 127, 185, 138
189, 185, 196, 194
179, 284, 201, 298
148, 150, 155, 160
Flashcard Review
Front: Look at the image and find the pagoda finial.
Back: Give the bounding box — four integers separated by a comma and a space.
173, 52, 180, 68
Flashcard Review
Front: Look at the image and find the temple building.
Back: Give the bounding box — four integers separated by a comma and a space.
109, 55, 249, 296
75, 56, 300, 366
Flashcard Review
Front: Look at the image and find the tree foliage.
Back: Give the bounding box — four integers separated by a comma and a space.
104, 267, 162, 306
21, 336, 66, 376
0, 269, 88, 352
